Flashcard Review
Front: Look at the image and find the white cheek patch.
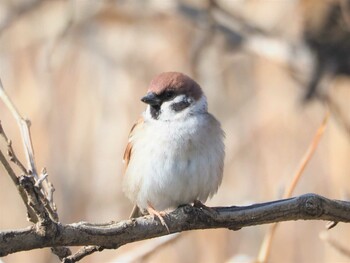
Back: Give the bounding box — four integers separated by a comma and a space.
173, 94, 187, 103
159, 101, 179, 121
159, 94, 191, 121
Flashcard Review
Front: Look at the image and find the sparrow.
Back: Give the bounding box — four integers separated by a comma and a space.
122, 72, 225, 230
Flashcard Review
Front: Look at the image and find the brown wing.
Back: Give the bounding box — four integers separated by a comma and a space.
123, 117, 145, 218
123, 117, 144, 168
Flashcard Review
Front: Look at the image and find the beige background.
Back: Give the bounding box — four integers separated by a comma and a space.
1, 0, 350, 262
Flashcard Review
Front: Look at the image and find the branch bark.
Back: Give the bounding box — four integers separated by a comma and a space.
1, 193, 350, 260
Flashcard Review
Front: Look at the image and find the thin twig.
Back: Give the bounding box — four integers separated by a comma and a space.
0, 78, 58, 210
62, 246, 103, 263
257, 110, 330, 263
0, 79, 38, 178
0, 148, 37, 222
0, 78, 70, 258
0, 124, 37, 223
0, 121, 28, 174
35, 168, 48, 187
284, 110, 329, 198
19, 175, 54, 231
6, 139, 28, 174
326, 221, 338, 230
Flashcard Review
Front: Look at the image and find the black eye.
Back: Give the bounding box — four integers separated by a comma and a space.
164, 90, 175, 100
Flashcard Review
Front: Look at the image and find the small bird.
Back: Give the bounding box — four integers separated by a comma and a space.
122, 72, 225, 230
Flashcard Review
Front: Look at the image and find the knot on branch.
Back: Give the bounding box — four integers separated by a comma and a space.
19, 174, 35, 190
183, 204, 195, 215
301, 194, 324, 217
35, 217, 59, 238
180, 204, 212, 222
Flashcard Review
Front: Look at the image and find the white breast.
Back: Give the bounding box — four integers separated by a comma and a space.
122, 109, 225, 211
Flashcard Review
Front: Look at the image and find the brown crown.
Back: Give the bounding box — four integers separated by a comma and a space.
147, 72, 203, 100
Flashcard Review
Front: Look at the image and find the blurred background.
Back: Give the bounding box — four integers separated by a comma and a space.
1, 0, 350, 262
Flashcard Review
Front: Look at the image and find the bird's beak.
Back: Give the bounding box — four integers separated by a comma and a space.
141, 92, 162, 106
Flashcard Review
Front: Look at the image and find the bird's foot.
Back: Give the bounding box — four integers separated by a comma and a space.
147, 202, 170, 233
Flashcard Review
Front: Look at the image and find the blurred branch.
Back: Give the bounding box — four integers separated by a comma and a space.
47, 0, 75, 66
285, 110, 329, 198
1, 193, 350, 261
340, 0, 350, 28
110, 233, 181, 263
180, 0, 312, 75
257, 110, 329, 263
324, 93, 350, 137
0, 0, 44, 33
320, 231, 350, 258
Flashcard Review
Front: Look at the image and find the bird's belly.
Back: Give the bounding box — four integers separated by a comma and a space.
124, 138, 219, 211
123, 116, 224, 212
139, 152, 211, 210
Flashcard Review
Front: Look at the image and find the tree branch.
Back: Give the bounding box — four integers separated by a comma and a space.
1, 193, 350, 260
0, 79, 71, 259
0, 148, 38, 222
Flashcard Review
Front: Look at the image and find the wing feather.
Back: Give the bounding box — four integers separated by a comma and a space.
123, 117, 144, 168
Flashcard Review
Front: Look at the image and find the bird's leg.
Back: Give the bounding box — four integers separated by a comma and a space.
129, 205, 142, 218
147, 202, 170, 233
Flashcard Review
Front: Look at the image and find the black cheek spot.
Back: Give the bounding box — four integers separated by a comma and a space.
171, 101, 191, 112
150, 105, 161, 119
